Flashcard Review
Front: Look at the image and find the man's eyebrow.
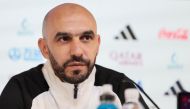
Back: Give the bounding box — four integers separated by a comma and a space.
82, 30, 95, 36
54, 30, 95, 39
55, 32, 70, 38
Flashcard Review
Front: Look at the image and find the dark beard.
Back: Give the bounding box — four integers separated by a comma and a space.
48, 49, 95, 84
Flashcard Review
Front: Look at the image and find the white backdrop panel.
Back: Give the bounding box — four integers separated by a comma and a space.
0, 0, 190, 109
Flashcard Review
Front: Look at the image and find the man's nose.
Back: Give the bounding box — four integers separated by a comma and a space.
70, 40, 83, 57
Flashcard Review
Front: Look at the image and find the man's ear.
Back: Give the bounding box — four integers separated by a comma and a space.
97, 34, 101, 46
96, 34, 101, 53
38, 38, 49, 59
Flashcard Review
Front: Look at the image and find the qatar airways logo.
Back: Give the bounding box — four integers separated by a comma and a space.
109, 51, 143, 66
159, 28, 189, 40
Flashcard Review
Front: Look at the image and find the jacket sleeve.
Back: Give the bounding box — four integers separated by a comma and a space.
0, 77, 24, 109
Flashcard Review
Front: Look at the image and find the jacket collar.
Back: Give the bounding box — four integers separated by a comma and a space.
42, 60, 96, 101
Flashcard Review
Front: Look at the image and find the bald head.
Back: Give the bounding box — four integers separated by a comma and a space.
42, 3, 97, 38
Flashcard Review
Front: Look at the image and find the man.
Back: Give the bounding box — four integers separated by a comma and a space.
0, 3, 149, 109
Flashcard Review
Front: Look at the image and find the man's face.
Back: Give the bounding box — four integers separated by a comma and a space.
48, 47, 96, 84
41, 9, 100, 84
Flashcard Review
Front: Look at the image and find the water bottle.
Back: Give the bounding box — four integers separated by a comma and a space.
97, 84, 118, 109
122, 88, 143, 109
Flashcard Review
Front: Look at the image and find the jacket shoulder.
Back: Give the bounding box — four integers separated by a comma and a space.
95, 64, 126, 85
94, 64, 136, 104
0, 64, 49, 109
12, 64, 49, 97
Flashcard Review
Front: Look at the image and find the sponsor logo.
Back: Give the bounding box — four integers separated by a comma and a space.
17, 18, 34, 36
167, 52, 183, 69
8, 47, 43, 61
164, 80, 186, 96
114, 25, 137, 40
109, 50, 143, 66
159, 28, 189, 41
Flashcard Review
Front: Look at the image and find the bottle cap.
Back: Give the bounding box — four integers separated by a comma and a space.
100, 93, 115, 101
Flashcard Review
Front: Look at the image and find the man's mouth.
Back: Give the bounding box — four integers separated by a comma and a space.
67, 62, 86, 66
66, 62, 86, 69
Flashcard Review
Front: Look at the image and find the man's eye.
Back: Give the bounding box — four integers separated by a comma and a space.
80, 34, 93, 41
58, 36, 71, 42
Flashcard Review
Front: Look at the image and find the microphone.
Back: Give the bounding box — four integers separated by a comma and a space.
122, 78, 160, 109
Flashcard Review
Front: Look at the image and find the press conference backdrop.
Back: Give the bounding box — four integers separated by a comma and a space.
0, 0, 190, 108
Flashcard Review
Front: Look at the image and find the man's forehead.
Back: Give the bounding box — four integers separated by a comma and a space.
44, 3, 95, 24
42, 3, 97, 38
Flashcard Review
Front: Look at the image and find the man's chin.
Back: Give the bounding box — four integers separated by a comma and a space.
64, 76, 87, 84
66, 71, 87, 79
63, 70, 89, 84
